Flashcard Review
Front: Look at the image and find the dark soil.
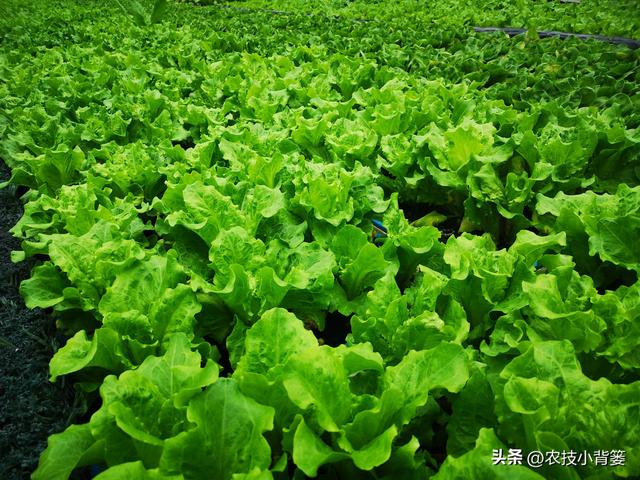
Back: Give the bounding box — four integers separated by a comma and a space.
0, 161, 87, 480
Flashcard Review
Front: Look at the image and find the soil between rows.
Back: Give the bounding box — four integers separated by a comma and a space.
0, 161, 89, 480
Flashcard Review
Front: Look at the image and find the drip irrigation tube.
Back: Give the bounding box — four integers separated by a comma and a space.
474, 27, 640, 49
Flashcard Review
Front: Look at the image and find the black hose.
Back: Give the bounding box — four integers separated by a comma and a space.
474, 27, 640, 49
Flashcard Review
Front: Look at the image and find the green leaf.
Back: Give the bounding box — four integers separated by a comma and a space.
521, 272, 606, 352
20, 263, 68, 309
235, 308, 317, 379
384, 342, 471, 422
349, 424, 398, 470
292, 417, 349, 477
93, 462, 181, 479
160, 378, 274, 480
32, 424, 98, 480
150, 0, 168, 24
282, 346, 353, 432
100, 334, 218, 447
341, 243, 392, 299
50, 328, 124, 382
447, 368, 497, 456
509, 230, 566, 266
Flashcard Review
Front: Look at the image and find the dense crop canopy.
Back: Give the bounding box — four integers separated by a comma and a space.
1, 0, 639, 478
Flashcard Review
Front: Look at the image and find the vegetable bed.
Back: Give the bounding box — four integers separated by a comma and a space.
1, 0, 639, 479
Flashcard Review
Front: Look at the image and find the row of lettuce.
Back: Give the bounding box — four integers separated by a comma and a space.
183, 0, 640, 39
3, 0, 640, 119
1, 0, 639, 479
